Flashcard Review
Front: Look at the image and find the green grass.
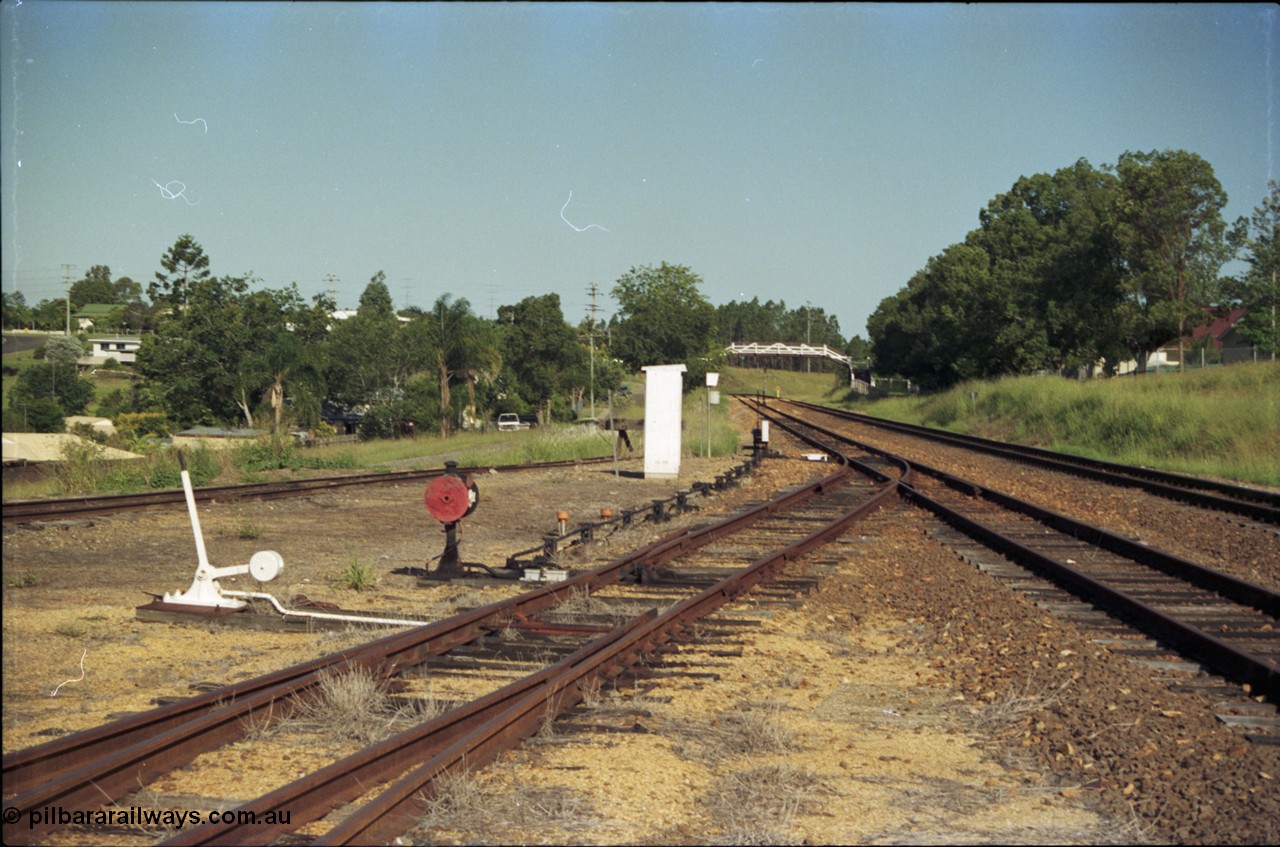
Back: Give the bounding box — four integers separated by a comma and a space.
679, 388, 742, 458
845, 362, 1280, 486
717, 365, 849, 405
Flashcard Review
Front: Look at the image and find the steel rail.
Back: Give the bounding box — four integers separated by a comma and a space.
1, 526, 687, 842
167, 455, 902, 845
752, 399, 1280, 617
774, 397, 1280, 524
1, 456, 617, 524
3, 448, 858, 844
319, 480, 900, 847
901, 482, 1280, 703
751, 398, 1280, 703
161, 610, 662, 846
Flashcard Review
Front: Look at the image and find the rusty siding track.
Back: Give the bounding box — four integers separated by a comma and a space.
3, 436, 902, 845
166, 478, 901, 846
753, 398, 1280, 705
1, 456, 615, 525
775, 397, 1280, 525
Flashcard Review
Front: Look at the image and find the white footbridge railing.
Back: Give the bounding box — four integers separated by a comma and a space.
725, 342, 874, 393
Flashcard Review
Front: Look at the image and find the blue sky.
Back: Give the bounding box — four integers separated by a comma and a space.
3, 2, 1276, 340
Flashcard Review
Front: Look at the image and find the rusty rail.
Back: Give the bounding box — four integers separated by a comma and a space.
161, 454, 901, 845
4, 440, 866, 844
1, 456, 616, 525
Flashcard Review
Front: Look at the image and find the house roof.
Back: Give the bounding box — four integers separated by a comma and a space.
71, 303, 121, 318
175, 427, 262, 438
1163, 308, 1247, 349
1189, 308, 1246, 346
2, 433, 141, 463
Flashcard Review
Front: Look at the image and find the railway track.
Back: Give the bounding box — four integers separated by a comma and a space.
777, 397, 1280, 525
1, 457, 617, 525
750, 399, 1280, 713
3, 426, 906, 845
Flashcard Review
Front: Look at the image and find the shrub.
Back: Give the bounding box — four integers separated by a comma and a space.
116, 411, 171, 439
233, 435, 297, 472
9, 396, 65, 432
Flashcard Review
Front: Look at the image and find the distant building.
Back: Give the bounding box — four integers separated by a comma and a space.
329, 309, 412, 326
321, 401, 364, 435
3, 432, 140, 464
1157, 308, 1255, 367
80, 337, 142, 366
70, 303, 122, 331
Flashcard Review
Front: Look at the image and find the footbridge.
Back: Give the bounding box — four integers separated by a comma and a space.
725, 342, 873, 393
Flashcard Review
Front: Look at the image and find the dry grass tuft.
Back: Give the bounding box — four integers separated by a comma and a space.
548, 586, 650, 623
414, 766, 600, 843
265, 666, 447, 746
667, 700, 798, 764
702, 763, 827, 846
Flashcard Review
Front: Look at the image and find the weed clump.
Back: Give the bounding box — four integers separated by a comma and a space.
285, 667, 445, 746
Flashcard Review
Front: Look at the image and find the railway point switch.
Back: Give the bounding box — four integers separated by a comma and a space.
160, 452, 285, 610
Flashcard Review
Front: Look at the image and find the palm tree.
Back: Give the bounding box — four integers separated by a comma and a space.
413, 295, 499, 437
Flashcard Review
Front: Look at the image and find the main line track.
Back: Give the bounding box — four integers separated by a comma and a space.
749, 398, 1280, 712
774, 397, 1280, 525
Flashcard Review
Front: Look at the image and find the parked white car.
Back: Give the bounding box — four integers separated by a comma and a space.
497, 413, 528, 431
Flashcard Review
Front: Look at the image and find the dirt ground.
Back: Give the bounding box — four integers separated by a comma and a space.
3, 405, 1277, 844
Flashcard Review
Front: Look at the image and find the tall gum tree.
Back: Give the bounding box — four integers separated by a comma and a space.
1110, 150, 1231, 372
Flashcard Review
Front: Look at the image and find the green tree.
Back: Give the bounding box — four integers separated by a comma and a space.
14, 396, 66, 432
1110, 150, 1232, 372
112, 275, 143, 305
1226, 180, 1280, 359
42, 335, 85, 367
499, 294, 584, 424
326, 272, 412, 413
716, 297, 788, 344
69, 265, 117, 307
150, 234, 212, 316
31, 298, 69, 331
137, 274, 251, 425
611, 262, 720, 386
2, 290, 32, 329
137, 275, 334, 429
406, 293, 496, 436
845, 334, 872, 363
235, 286, 333, 431
869, 242, 1011, 389
7, 361, 94, 427
972, 159, 1124, 373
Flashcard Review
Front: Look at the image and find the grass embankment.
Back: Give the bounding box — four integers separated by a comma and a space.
847, 362, 1280, 487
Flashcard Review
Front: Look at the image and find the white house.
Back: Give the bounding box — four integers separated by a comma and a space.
81, 337, 142, 366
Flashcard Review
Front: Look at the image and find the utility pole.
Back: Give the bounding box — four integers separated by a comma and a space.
805, 300, 811, 372
587, 282, 601, 419
323, 274, 338, 308
62, 264, 75, 336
